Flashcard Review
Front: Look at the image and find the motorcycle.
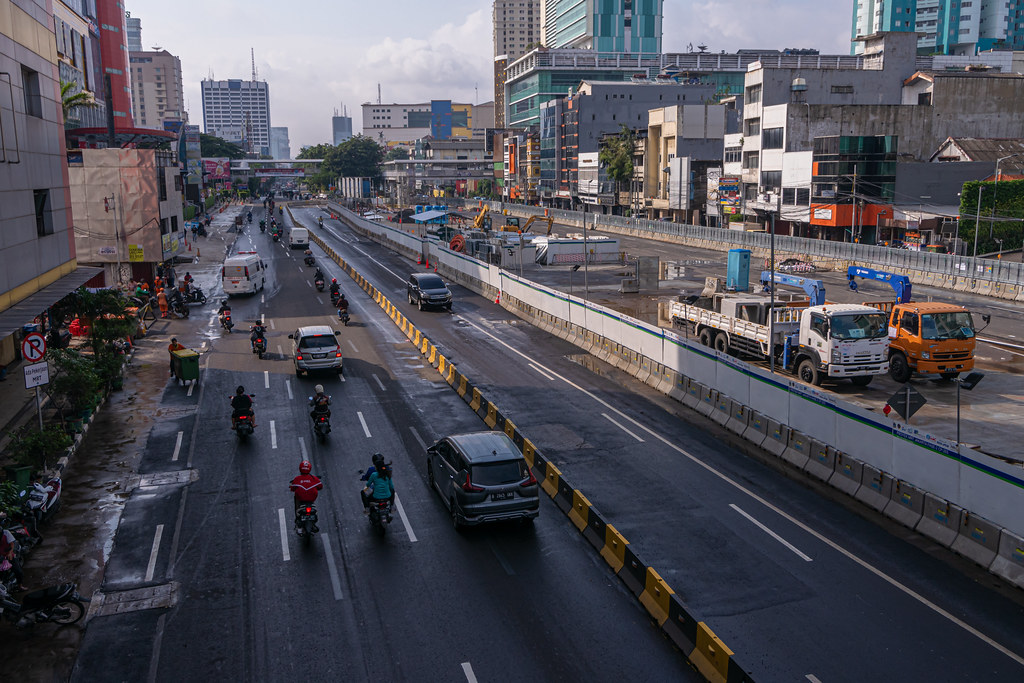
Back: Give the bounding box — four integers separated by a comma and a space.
309, 401, 331, 442
220, 309, 233, 332
0, 582, 88, 628
186, 287, 207, 305
338, 306, 350, 327
318, 217, 324, 229
314, 278, 325, 292
304, 254, 315, 267
1, 513, 39, 554
22, 476, 61, 526
247, 213, 253, 224
295, 504, 319, 544
329, 290, 341, 307
271, 232, 280, 242
259, 221, 266, 233
368, 499, 392, 536
232, 406, 255, 442
170, 296, 190, 319
251, 332, 267, 359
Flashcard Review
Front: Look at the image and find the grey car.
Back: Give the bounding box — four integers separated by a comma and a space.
408, 273, 452, 311
427, 431, 539, 529
289, 325, 343, 376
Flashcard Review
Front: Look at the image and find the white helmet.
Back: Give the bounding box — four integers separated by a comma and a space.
314, 384, 324, 394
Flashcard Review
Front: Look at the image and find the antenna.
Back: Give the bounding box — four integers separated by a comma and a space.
377, 83, 382, 105
475, 83, 478, 104
251, 48, 256, 81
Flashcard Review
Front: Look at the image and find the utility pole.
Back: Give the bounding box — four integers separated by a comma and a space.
851, 168, 858, 243
973, 183, 984, 259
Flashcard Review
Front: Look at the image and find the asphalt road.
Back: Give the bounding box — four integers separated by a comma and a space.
284, 205, 1024, 681
70, 205, 698, 683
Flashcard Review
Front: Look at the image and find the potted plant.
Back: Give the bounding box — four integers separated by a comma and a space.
9, 424, 72, 473
48, 348, 102, 421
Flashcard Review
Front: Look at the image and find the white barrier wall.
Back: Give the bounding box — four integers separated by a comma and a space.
333, 204, 1024, 538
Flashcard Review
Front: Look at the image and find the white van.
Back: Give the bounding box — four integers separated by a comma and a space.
289, 227, 309, 249
221, 251, 266, 295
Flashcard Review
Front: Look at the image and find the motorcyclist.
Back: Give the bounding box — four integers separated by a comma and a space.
249, 321, 267, 350
313, 267, 325, 284
329, 278, 340, 298
337, 293, 349, 320
290, 461, 322, 526
309, 384, 331, 421
303, 249, 315, 265
362, 454, 395, 516
218, 299, 232, 327
318, 216, 324, 228
247, 210, 253, 223
230, 385, 255, 429
259, 218, 266, 230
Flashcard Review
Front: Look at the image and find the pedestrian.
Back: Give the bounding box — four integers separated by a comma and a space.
168, 337, 185, 377
156, 263, 164, 280
157, 288, 169, 318
154, 275, 163, 291
1, 527, 28, 591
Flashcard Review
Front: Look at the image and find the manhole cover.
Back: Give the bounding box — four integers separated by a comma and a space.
125, 469, 199, 491
90, 582, 179, 618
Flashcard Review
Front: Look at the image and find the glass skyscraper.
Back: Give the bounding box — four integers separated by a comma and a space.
542, 0, 662, 53
851, 0, 1024, 55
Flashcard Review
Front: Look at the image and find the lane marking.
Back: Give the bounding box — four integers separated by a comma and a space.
299, 436, 308, 462
357, 411, 371, 438
731, 504, 813, 562
806, 676, 823, 683
373, 374, 386, 391
409, 426, 428, 451
277, 344, 283, 356
277, 508, 290, 562
270, 420, 278, 449
264, 370, 270, 388
186, 381, 195, 398
391, 495, 417, 542
317, 296, 323, 305
351, 245, 406, 283
602, 412, 645, 442
459, 316, 1024, 665
261, 294, 265, 304
529, 362, 556, 381
285, 379, 293, 400
145, 524, 164, 582
320, 533, 344, 600
268, 319, 275, 330
171, 431, 183, 462
461, 662, 478, 683
298, 266, 304, 273
307, 281, 312, 288
261, 313, 265, 323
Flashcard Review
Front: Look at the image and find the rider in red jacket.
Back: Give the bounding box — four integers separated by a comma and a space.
289, 461, 322, 514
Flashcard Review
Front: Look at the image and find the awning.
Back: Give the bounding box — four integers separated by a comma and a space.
411, 210, 449, 223
0, 267, 103, 341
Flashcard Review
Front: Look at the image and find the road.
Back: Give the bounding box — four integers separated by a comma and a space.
69, 205, 697, 682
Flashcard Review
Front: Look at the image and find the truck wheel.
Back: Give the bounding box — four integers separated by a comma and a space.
713, 334, 729, 354
698, 329, 714, 347
850, 376, 873, 387
889, 352, 912, 383
797, 358, 821, 386
939, 372, 959, 381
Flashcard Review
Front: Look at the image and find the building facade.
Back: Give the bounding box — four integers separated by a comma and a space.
129, 50, 186, 130
270, 126, 291, 159
96, 0, 133, 126
332, 113, 353, 145
0, 0, 98, 371
852, 1, 1024, 55
361, 100, 488, 146
494, 0, 540, 128
53, 0, 106, 128
542, 0, 662, 53
125, 12, 141, 52
201, 78, 272, 156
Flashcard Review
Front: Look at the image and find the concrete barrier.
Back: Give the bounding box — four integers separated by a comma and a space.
742, 410, 769, 448
802, 441, 836, 482
855, 465, 893, 512
781, 431, 812, 469
915, 493, 963, 547
567, 489, 591, 532
639, 567, 675, 625
600, 524, 628, 573
829, 452, 864, 497
951, 513, 1001, 568
710, 393, 731, 426
988, 529, 1024, 590
668, 373, 687, 402
725, 400, 750, 436
883, 480, 925, 529
683, 378, 703, 410
762, 418, 789, 457
619, 545, 648, 597
656, 366, 677, 395
696, 385, 717, 417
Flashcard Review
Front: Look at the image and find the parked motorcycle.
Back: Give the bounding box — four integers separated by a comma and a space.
295, 504, 319, 545
220, 309, 233, 332
368, 499, 392, 536
2, 512, 40, 553
22, 476, 61, 526
0, 582, 88, 628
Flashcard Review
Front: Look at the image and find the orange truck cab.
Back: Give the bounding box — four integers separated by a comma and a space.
864, 300, 976, 382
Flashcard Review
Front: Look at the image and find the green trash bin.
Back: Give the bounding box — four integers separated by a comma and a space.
171, 348, 200, 385
5, 465, 33, 489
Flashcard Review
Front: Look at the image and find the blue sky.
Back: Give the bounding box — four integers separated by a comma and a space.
136, 0, 851, 152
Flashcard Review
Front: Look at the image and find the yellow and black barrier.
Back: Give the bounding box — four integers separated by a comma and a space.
299, 210, 754, 683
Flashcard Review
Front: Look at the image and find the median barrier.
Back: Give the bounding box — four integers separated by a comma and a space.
668, 373, 688, 402
915, 493, 963, 547
988, 529, 1024, 590
781, 431, 811, 468
761, 418, 789, 457
883, 480, 925, 529
696, 385, 717, 418
951, 512, 1001, 568
469, 387, 483, 412
600, 524, 629, 572
710, 393, 731, 426
977, 280, 994, 297
654, 364, 675, 394
683, 378, 703, 410
953, 275, 969, 292
741, 410, 769, 448
554, 476, 575, 515
568, 489, 592, 532
639, 567, 675, 625
637, 354, 654, 384
540, 460, 561, 499
455, 373, 469, 399
725, 400, 750, 436
581, 501, 606, 550
583, 329, 600, 355
662, 595, 702, 666
802, 441, 836, 482
829, 452, 864, 497
693, 621, 737, 683
598, 337, 614, 364
483, 401, 499, 429
619, 545, 648, 597
855, 465, 893, 512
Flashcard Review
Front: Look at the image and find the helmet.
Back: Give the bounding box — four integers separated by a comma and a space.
236, 386, 245, 395
299, 460, 312, 475
331, 278, 337, 284
314, 384, 324, 394
222, 299, 229, 306
372, 453, 385, 468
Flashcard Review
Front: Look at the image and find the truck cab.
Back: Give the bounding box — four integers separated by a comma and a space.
792, 304, 890, 386
878, 301, 976, 382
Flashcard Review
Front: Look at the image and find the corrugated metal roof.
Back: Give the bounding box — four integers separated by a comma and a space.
0, 267, 104, 341
949, 138, 1024, 169
411, 210, 449, 223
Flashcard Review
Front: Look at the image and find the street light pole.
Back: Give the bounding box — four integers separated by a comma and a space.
973, 183, 984, 259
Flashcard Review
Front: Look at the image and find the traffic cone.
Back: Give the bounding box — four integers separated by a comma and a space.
433, 263, 438, 272
417, 255, 422, 264
196, 248, 200, 258
495, 292, 501, 304
424, 258, 430, 269
187, 242, 191, 251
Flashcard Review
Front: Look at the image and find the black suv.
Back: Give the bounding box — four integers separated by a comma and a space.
408, 273, 452, 311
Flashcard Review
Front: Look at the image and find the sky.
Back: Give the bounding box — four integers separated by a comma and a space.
136, 0, 851, 153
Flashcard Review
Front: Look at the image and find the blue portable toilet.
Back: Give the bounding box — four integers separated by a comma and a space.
727, 249, 751, 291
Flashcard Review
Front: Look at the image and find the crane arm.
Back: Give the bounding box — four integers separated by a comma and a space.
759, 271, 826, 306
846, 266, 912, 303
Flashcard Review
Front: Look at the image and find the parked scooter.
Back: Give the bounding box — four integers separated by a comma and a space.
185, 286, 207, 305
22, 476, 62, 526
0, 582, 88, 628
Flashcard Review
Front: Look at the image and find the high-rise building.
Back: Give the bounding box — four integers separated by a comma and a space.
542, 0, 662, 53
851, 0, 1024, 55
53, 0, 107, 128
493, 0, 540, 128
332, 111, 353, 145
362, 100, 487, 145
129, 50, 186, 130
125, 12, 142, 52
270, 127, 291, 159
96, 0, 133, 126
0, 0, 100, 373
201, 79, 272, 156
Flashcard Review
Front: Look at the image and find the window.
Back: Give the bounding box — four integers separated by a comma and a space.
743, 151, 759, 170
760, 171, 782, 191
744, 118, 760, 137
762, 127, 784, 149
171, 216, 178, 233
831, 85, 854, 94
33, 190, 52, 236
809, 313, 829, 339
22, 67, 42, 118
744, 84, 761, 105
899, 311, 919, 335
724, 147, 742, 164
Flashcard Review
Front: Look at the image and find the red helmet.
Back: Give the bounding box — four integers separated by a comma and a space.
299, 460, 312, 475
331, 278, 337, 284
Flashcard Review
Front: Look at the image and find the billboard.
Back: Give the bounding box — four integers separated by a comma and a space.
203, 158, 231, 180
184, 125, 202, 184
719, 175, 741, 215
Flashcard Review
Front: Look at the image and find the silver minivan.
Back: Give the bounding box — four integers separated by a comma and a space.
289, 325, 342, 376
427, 431, 539, 529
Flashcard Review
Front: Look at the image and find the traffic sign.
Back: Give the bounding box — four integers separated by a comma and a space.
886, 385, 927, 421
21, 332, 46, 363
24, 362, 49, 389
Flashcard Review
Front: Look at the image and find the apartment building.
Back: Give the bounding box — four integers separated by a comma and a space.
129, 50, 186, 130
201, 79, 272, 156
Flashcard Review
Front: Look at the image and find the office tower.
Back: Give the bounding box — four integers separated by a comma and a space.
129, 50, 186, 130
493, 0, 541, 127
125, 12, 142, 52
201, 78, 272, 156
96, 0, 134, 125
851, 0, 1024, 55
542, 0, 662, 53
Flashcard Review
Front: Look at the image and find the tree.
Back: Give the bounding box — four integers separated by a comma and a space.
334, 136, 385, 179
297, 143, 336, 160
599, 125, 636, 199
959, 179, 1024, 255
199, 133, 244, 159
385, 147, 410, 161
61, 80, 96, 126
